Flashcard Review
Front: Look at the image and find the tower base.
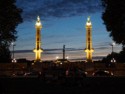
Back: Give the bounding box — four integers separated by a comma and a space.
86, 59, 93, 63
34, 60, 42, 63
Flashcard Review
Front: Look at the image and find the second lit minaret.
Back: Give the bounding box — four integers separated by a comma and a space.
84, 17, 94, 62
33, 16, 43, 62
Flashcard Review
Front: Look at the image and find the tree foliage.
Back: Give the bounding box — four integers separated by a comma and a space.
0, 0, 23, 63
101, 51, 125, 63
102, 0, 125, 45
0, 44, 11, 63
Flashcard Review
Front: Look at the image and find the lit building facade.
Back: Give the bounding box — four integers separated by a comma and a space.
33, 16, 43, 62
84, 17, 94, 62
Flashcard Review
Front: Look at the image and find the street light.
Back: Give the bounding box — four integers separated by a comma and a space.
11, 42, 16, 63
56, 56, 59, 60
11, 42, 16, 76
110, 42, 115, 59
111, 42, 115, 54
110, 42, 116, 64
111, 58, 116, 63
66, 56, 69, 59
12, 58, 17, 63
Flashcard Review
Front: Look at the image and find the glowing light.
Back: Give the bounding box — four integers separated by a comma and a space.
86, 16, 92, 26
36, 22, 41, 26
33, 16, 43, 62
35, 16, 42, 27
56, 56, 59, 59
12, 58, 17, 63
111, 58, 116, 63
85, 16, 94, 62
37, 16, 40, 21
11, 42, 14, 45
112, 42, 115, 46
66, 56, 69, 59
85, 72, 88, 75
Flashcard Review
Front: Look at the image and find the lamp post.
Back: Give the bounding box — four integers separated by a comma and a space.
111, 42, 115, 61
111, 42, 115, 54
11, 42, 16, 63
11, 42, 16, 76
110, 43, 116, 67
111, 58, 116, 63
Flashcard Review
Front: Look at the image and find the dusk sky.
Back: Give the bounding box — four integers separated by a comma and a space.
11, 0, 122, 61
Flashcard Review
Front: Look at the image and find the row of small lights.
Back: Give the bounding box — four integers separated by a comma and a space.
11, 42, 70, 62
10, 42, 116, 63
56, 56, 69, 59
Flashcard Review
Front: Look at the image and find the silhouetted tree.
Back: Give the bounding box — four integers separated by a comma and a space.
102, 52, 118, 63
102, 0, 125, 46
0, 0, 23, 63
117, 48, 125, 63
101, 51, 125, 63
0, 45, 11, 63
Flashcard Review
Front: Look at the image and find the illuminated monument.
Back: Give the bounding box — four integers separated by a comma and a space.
33, 16, 43, 62
84, 17, 94, 62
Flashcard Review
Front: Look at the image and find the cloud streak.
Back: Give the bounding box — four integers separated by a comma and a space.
13, 48, 107, 60
14, 46, 111, 55
16, 0, 102, 21
13, 48, 83, 54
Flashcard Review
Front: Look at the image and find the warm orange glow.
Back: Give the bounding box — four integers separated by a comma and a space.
85, 17, 94, 62
35, 16, 42, 28
33, 16, 43, 62
86, 16, 92, 26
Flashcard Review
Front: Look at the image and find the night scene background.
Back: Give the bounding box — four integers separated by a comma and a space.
0, 0, 125, 94
11, 0, 121, 61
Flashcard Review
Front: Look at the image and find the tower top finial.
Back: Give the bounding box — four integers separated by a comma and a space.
36, 16, 42, 27
87, 16, 90, 22
37, 16, 40, 21
86, 16, 92, 26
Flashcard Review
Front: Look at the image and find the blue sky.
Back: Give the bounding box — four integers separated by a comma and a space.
11, 0, 122, 60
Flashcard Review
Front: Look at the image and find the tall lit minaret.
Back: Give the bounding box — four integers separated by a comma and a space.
33, 16, 43, 62
84, 17, 94, 62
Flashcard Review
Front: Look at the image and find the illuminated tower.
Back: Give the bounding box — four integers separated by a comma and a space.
84, 17, 94, 62
33, 16, 43, 62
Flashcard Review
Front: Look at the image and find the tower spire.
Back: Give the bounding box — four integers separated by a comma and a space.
35, 16, 42, 28
86, 16, 91, 26
84, 16, 94, 62
33, 16, 43, 62
87, 16, 90, 22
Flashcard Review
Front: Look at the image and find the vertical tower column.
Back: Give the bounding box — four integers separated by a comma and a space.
33, 16, 43, 62
84, 17, 94, 62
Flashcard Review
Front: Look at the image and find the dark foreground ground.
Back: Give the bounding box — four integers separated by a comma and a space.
0, 77, 125, 94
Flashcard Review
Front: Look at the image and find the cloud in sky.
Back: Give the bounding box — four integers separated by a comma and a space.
13, 46, 110, 56
15, 0, 113, 61
14, 40, 122, 61
14, 48, 83, 54
16, 0, 102, 21
14, 48, 105, 61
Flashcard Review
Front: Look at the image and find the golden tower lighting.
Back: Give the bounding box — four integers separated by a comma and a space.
33, 16, 43, 62
84, 17, 94, 62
